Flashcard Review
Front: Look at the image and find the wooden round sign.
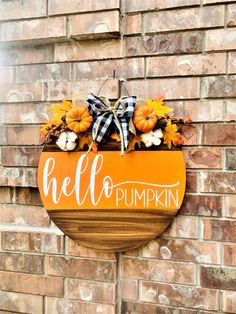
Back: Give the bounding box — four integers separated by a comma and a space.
38, 149, 186, 251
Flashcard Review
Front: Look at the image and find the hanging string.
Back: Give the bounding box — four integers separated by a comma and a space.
97, 72, 130, 97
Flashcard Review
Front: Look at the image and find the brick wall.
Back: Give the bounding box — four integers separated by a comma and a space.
0, 0, 235, 313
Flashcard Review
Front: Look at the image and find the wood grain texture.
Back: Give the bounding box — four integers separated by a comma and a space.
49, 209, 174, 251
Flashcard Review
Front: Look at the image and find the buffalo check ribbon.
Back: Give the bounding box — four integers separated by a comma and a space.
87, 93, 136, 156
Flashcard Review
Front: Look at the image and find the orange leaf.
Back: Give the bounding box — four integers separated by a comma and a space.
173, 133, 184, 146
49, 100, 72, 124
163, 120, 183, 149
126, 134, 142, 152
92, 142, 98, 153
78, 134, 93, 150
111, 133, 121, 142
146, 97, 173, 117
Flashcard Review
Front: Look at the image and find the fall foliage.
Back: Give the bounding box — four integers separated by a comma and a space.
146, 97, 173, 117
163, 120, 184, 149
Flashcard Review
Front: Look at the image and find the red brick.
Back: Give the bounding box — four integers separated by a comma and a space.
48, 79, 119, 100
0, 66, 14, 84
66, 279, 115, 304
0, 127, 7, 145
0, 187, 12, 204
227, 4, 236, 26
228, 52, 236, 74
49, 0, 120, 15
221, 290, 236, 313
147, 53, 226, 77
55, 40, 123, 62
73, 58, 144, 80
121, 279, 138, 301
15, 187, 42, 206
0, 0, 46, 21
0, 252, 44, 274
183, 147, 222, 169
224, 244, 236, 266
202, 75, 236, 98
202, 124, 236, 145
186, 172, 198, 193
122, 258, 195, 284
226, 148, 236, 170
70, 11, 120, 39
224, 195, 236, 218
204, 0, 234, 3
181, 194, 222, 216
140, 281, 218, 310
142, 239, 220, 264
200, 172, 236, 194
122, 248, 140, 257
1, 147, 42, 167
167, 100, 184, 117
0, 83, 45, 102
46, 297, 115, 314
1, 231, 64, 254
2, 103, 49, 124
184, 100, 224, 122
6, 126, 41, 146
47, 256, 116, 282
144, 6, 224, 33
226, 100, 236, 121
123, 78, 199, 99
122, 301, 198, 314
15, 63, 71, 83
125, 15, 142, 35
1, 17, 67, 43
0, 271, 64, 297
125, 32, 203, 57
206, 29, 236, 51
181, 125, 198, 145
200, 266, 236, 290
0, 45, 53, 66
0, 167, 37, 187
126, 0, 200, 12
0, 291, 43, 313
66, 237, 116, 260
203, 219, 236, 241
0, 204, 49, 227
164, 216, 198, 239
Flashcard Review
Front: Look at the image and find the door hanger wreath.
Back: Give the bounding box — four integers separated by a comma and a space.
38, 77, 191, 251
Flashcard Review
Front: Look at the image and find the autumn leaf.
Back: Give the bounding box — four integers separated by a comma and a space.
126, 134, 142, 153
49, 100, 72, 124
111, 133, 121, 142
163, 120, 184, 149
146, 96, 173, 117
92, 142, 98, 153
78, 134, 93, 150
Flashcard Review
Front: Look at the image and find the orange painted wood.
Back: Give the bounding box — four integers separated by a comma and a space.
38, 146, 186, 251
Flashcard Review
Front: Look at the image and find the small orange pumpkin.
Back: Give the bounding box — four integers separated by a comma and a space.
133, 104, 157, 132
66, 106, 93, 133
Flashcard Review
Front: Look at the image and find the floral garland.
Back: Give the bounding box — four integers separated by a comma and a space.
41, 94, 191, 155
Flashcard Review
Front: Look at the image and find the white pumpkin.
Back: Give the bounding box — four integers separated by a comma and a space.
56, 131, 77, 151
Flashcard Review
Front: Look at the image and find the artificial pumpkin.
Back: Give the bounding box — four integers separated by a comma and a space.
66, 106, 93, 133
133, 104, 157, 132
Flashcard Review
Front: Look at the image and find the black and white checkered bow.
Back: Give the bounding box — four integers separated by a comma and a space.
87, 93, 136, 155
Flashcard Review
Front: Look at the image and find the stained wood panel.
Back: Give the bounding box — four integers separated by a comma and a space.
38, 145, 186, 251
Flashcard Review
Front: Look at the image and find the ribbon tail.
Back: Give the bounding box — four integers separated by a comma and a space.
119, 118, 130, 149
92, 113, 113, 144
114, 117, 130, 155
